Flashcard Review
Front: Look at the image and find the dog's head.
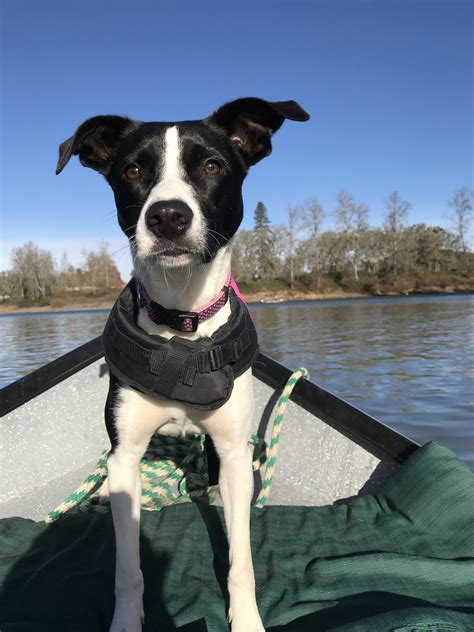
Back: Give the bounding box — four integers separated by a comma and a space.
57, 98, 309, 267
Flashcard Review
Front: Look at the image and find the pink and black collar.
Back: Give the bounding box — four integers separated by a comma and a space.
132, 273, 232, 333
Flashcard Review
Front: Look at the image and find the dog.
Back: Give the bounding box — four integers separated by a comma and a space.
56, 97, 309, 632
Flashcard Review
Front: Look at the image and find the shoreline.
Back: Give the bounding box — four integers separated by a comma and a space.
1, 287, 472, 315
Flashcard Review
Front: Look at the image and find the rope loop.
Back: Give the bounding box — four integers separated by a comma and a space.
254, 367, 309, 508
46, 368, 309, 522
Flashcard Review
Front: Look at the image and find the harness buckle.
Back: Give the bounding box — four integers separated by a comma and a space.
209, 346, 224, 371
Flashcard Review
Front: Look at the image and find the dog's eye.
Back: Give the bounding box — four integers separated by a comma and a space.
204, 160, 222, 176
124, 165, 141, 181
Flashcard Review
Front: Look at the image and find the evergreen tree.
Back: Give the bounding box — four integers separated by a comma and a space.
253, 202, 276, 279
254, 201, 271, 232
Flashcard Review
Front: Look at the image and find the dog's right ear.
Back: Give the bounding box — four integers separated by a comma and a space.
207, 98, 310, 166
56, 115, 136, 175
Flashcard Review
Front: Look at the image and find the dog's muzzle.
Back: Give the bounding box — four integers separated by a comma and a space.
145, 199, 193, 239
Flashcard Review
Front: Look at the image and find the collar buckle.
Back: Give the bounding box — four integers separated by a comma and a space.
171, 312, 199, 333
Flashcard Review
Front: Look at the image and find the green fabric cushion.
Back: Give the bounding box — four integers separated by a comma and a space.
0, 441, 473, 631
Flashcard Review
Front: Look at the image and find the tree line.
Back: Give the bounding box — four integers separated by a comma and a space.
232, 187, 473, 294
1, 186, 472, 306
0, 241, 123, 305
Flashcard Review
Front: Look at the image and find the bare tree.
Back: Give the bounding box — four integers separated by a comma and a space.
359, 228, 386, 276
383, 191, 411, 277
407, 224, 457, 273
57, 251, 80, 290
334, 191, 369, 280
305, 197, 325, 240
232, 230, 257, 282
0, 270, 17, 301
302, 198, 325, 288
449, 186, 473, 271
10, 242, 55, 300
280, 205, 306, 289
82, 249, 98, 293
81, 241, 122, 292
98, 241, 111, 289
316, 231, 346, 279
287, 206, 297, 289
353, 202, 370, 280
272, 224, 290, 281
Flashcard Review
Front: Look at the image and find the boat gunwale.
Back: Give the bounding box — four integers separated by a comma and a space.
1, 336, 419, 464
253, 354, 418, 464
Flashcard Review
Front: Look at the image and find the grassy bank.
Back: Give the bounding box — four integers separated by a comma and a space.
1, 274, 473, 314
238, 271, 474, 302
0, 289, 121, 314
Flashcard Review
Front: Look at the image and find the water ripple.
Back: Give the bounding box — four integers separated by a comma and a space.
1, 295, 473, 469
251, 294, 474, 469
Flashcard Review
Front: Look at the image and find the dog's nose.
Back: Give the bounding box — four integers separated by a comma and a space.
145, 200, 193, 239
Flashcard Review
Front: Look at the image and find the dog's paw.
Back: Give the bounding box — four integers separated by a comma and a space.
109, 603, 144, 632
228, 606, 265, 632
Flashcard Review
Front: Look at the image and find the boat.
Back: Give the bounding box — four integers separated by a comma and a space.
1, 339, 473, 631
0, 336, 417, 520
259, 298, 285, 304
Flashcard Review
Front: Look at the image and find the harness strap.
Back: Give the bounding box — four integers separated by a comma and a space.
156, 345, 192, 398
103, 283, 259, 410
107, 307, 253, 390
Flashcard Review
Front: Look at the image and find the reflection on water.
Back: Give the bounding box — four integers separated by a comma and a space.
1, 309, 110, 387
1, 295, 473, 468
250, 294, 474, 469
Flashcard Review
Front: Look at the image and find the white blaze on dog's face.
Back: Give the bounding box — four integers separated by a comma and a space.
56, 99, 310, 267
134, 126, 207, 268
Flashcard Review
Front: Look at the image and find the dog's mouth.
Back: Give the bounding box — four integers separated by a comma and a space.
158, 246, 192, 257
143, 240, 201, 264
131, 230, 207, 267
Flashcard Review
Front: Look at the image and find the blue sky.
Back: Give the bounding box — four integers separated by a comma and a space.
1, 0, 472, 280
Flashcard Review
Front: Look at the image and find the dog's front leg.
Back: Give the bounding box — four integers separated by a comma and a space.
106, 383, 160, 632
205, 371, 265, 632
108, 450, 145, 632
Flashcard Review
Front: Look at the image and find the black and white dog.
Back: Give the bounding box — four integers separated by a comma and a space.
57, 98, 309, 632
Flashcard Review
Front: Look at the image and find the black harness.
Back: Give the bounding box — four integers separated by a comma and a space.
103, 283, 259, 410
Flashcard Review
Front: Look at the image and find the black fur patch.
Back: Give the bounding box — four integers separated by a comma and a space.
57, 98, 309, 263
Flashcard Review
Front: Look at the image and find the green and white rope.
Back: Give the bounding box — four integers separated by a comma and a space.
254, 367, 309, 508
46, 434, 208, 522
46, 368, 309, 522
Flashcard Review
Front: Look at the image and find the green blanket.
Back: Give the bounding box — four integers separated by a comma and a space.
0, 442, 473, 631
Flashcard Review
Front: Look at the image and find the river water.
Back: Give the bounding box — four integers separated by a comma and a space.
1, 294, 473, 468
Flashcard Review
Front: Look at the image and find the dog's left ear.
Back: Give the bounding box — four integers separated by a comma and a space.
56, 115, 136, 175
207, 97, 310, 166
